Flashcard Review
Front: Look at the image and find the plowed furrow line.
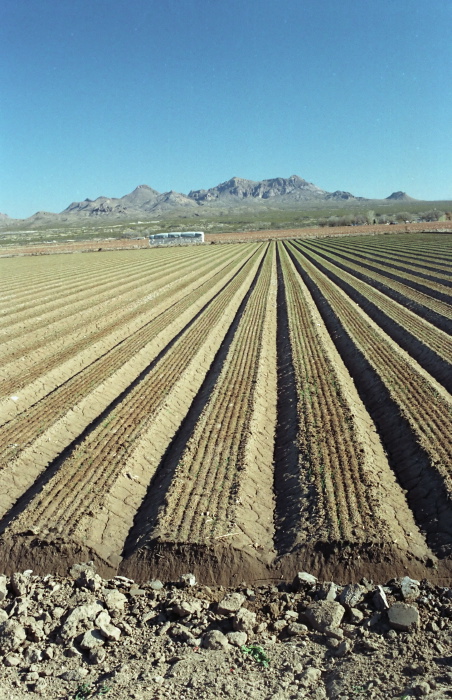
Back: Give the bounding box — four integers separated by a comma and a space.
0, 247, 256, 466
309, 245, 452, 302
325, 236, 452, 268
330, 245, 452, 284
0, 246, 240, 390
0, 247, 213, 338
304, 241, 452, 329
156, 247, 274, 544
289, 243, 452, 490
294, 244, 452, 387
278, 244, 378, 543
336, 244, 452, 276
2, 249, 207, 342
2, 246, 264, 540
0, 245, 194, 309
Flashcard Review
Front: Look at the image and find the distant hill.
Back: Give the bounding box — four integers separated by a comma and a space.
385, 191, 417, 202
1, 177, 431, 227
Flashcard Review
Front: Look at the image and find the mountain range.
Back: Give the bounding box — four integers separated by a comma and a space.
0, 176, 418, 225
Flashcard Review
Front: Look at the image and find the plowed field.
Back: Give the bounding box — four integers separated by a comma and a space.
1, 234, 451, 584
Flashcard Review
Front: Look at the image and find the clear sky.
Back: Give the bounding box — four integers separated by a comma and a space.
1, 0, 451, 218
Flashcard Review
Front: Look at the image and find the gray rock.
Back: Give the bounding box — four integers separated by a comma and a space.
349, 608, 364, 624
373, 585, 389, 610
286, 622, 309, 637
60, 602, 104, 641
272, 619, 287, 632
179, 573, 196, 587
104, 589, 127, 613
169, 623, 197, 644
217, 592, 246, 614
96, 610, 121, 641
226, 631, 248, 647
80, 628, 105, 650
324, 625, 344, 640
317, 582, 337, 601
172, 600, 203, 617
0, 575, 8, 601
202, 629, 230, 650
334, 639, 351, 657
400, 576, 420, 601
299, 666, 322, 686
0, 610, 8, 624
3, 653, 22, 667
149, 580, 164, 591
388, 602, 419, 632
305, 601, 345, 632
89, 647, 106, 665
0, 619, 26, 652
293, 572, 318, 590
233, 608, 257, 633
60, 668, 89, 682
10, 572, 33, 597
339, 583, 366, 608
77, 568, 103, 592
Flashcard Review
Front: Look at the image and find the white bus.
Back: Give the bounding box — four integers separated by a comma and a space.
149, 231, 205, 246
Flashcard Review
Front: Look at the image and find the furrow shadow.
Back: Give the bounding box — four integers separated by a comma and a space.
296, 246, 452, 393
121, 245, 269, 559
0, 248, 263, 536
285, 242, 452, 558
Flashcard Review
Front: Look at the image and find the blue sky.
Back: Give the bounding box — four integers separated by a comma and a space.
1, 0, 451, 218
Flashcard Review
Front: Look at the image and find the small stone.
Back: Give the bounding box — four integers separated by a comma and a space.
10, 572, 32, 597
0, 610, 8, 623
25, 671, 40, 682
334, 640, 351, 657
0, 619, 26, 652
299, 666, 321, 686
0, 575, 8, 601
413, 681, 431, 696
316, 581, 337, 600
202, 629, 230, 650
272, 619, 287, 632
400, 576, 420, 601
104, 589, 127, 613
96, 611, 121, 641
60, 602, 104, 641
80, 628, 105, 650
388, 603, 419, 632
217, 592, 246, 614
286, 622, 309, 637
373, 585, 389, 610
4, 653, 22, 667
324, 625, 344, 640
349, 608, 364, 624
180, 573, 196, 587
24, 647, 43, 664
339, 583, 366, 608
226, 631, 248, 647
293, 572, 317, 590
148, 580, 164, 591
90, 647, 107, 665
233, 608, 257, 633
65, 645, 83, 658
305, 601, 345, 632
77, 568, 102, 592
60, 668, 89, 682
173, 600, 203, 617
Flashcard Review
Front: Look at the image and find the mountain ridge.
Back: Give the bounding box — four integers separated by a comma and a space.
1, 177, 425, 224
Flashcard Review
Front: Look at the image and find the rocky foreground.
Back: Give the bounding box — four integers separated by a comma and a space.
0, 564, 451, 699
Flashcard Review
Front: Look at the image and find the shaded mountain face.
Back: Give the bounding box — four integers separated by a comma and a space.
189, 175, 326, 202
